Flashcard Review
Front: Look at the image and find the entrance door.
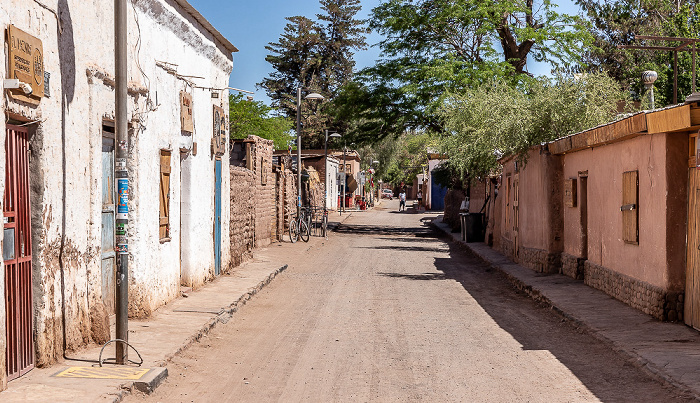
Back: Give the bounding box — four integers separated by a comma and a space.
4, 125, 34, 380
214, 159, 222, 275
430, 172, 447, 210
579, 176, 589, 260
100, 136, 116, 313
686, 168, 700, 328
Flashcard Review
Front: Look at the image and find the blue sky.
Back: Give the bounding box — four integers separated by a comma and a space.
187, 0, 581, 106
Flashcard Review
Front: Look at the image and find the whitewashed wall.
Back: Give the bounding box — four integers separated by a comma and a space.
0, 0, 234, 376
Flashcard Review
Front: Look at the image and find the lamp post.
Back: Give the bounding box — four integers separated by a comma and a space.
324, 130, 341, 210
371, 160, 379, 207
295, 88, 324, 215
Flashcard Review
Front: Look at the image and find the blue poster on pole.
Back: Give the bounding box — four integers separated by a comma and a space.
117, 178, 128, 220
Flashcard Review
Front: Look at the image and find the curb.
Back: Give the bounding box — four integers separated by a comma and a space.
112, 264, 288, 402
430, 220, 700, 401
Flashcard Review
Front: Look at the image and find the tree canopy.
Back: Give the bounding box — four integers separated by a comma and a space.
228, 94, 293, 150
259, 0, 368, 149
330, 0, 593, 144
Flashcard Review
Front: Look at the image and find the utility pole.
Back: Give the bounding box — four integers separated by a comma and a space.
114, 0, 129, 365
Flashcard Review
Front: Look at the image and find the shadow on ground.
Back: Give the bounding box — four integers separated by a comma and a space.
368, 216, 692, 402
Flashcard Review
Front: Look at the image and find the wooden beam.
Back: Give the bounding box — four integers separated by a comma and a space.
646, 104, 691, 134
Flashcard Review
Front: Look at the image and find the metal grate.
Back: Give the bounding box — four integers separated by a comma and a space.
5, 125, 34, 381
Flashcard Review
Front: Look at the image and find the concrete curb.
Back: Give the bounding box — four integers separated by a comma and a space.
430, 219, 700, 400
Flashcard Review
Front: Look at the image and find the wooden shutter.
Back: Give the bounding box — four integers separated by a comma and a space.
622, 170, 638, 244
159, 150, 171, 240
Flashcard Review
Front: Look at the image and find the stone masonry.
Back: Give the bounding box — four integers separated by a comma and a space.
229, 167, 254, 270
518, 246, 560, 274
584, 261, 683, 322
560, 253, 585, 280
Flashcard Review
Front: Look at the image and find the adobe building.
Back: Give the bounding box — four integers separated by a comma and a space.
491, 103, 699, 324
1, 0, 235, 387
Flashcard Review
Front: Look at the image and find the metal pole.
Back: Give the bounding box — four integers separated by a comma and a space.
674, 50, 678, 104
114, 0, 129, 365
342, 145, 346, 215
324, 129, 328, 210
296, 87, 302, 216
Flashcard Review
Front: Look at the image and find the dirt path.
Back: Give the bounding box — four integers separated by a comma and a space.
125, 201, 692, 402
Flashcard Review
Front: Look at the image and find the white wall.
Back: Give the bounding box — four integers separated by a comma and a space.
326, 157, 339, 210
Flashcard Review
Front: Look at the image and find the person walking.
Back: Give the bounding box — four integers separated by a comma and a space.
399, 189, 406, 212
417, 189, 423, 210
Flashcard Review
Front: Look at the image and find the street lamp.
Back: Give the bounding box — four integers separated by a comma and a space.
296, 88, 324, 215
370, 160, 379, 207
325, 130, 341, 210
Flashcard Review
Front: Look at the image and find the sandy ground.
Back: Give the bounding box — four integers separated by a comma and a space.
125, 201, 693, 402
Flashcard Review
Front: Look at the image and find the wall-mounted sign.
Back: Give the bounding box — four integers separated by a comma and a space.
212, 105, 227, 156
180, 91, 193, 133
7, 25, 44, 105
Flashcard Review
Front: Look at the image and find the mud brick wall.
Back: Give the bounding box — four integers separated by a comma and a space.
584, 261, 683, 321
560, 253, 585, 280
500, 237, 515, 261
280, 170, 297, 232
249, 137, 276, 247
304, 167, 324, 208
229, 167, 254, 270
518, 246, 560, 274
443, 189, 466, 232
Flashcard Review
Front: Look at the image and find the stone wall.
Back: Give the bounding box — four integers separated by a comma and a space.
518, 246, 560, 274
584, 261, 683, 321
229, 167, 254, 270
560, 253, 585, 280
281, 170, 297, 232
249, 137, 276, 248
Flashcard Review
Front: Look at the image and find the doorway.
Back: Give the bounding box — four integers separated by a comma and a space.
100, 126, 116, 313
4, 124, 34, 380
579, 175, 589, 260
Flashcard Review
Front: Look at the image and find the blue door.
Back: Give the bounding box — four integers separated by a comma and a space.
214, 159, 222, 275
431, 172, 447, 210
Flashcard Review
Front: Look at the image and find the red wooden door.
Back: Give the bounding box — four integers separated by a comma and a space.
4, 125, 34, 380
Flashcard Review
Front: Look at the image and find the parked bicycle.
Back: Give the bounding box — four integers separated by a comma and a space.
289, 208, 311, 243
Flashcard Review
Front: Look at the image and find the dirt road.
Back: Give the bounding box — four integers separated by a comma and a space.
126, 201, 692, 402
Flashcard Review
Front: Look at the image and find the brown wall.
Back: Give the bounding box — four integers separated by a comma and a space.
498, 148, 563, 272
229, 167, 254, 269
561, 133, 687, 292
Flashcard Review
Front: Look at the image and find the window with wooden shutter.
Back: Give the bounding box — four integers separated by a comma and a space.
159, 150, 171, 241
622, 170, 638, 244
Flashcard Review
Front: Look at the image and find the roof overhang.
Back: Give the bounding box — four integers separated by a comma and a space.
173, 0, 238, 53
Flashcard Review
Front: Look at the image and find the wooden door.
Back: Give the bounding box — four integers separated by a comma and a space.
686, 168, 700, 328
4, 125, 34, 380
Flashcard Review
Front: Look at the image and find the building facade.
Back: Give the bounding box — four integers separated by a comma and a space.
1, 0, 235, 388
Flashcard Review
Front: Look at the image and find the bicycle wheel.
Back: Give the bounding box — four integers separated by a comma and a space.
289, 220, 299, 243
300, 219, 310, 242
322, 215, 328, 239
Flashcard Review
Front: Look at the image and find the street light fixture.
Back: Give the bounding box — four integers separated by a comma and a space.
296, 88, 324, 215
324, 130, 341, 209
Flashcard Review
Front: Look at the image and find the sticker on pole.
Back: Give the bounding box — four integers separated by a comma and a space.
117, 178, 128, 219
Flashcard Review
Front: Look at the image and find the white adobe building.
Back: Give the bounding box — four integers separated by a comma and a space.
0, 0, 234, 388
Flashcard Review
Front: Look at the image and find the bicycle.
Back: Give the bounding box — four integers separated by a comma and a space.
289, 209, 310, 243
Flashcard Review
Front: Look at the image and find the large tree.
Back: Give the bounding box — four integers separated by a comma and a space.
330, 0, 593, 144
576, 0, 700, 105
259, 0, 368, 149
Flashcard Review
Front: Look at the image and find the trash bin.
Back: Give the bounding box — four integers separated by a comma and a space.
461, 212, 484, 243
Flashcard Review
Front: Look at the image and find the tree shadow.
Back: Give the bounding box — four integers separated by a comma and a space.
377, 272, 447, 280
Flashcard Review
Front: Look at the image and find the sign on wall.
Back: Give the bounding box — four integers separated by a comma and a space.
180, 91, 194, 133
7, 25, 44, 105
212, 105, 227, 156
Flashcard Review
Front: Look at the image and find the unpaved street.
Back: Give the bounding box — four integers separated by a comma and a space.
126, 201, 692, 402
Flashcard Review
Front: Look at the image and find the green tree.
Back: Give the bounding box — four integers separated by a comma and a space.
330, 0, 593, 143
439, 73, 631, 176
229, 94, 293, 150
576, 0, 700, 105
259, 0, 368, 149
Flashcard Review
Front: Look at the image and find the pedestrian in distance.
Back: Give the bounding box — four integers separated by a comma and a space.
399, 189, 406, 212
417, 189, 423, 210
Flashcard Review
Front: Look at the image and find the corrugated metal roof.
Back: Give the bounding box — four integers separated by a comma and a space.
172, 0, 238, 53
